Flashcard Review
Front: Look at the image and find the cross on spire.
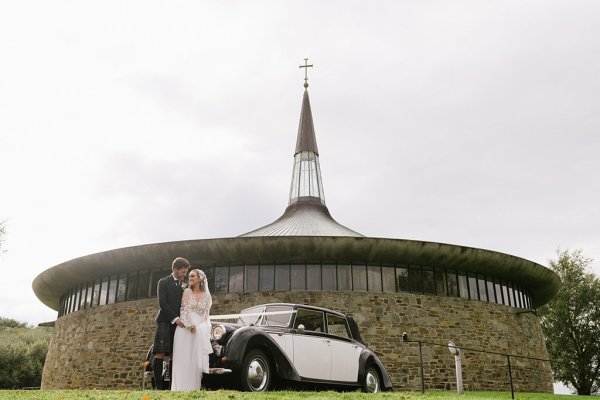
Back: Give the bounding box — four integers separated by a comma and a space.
299, 58, 313, 89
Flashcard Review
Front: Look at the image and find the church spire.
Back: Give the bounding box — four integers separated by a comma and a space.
289, 59, 325, 205
239, 60, 362, 237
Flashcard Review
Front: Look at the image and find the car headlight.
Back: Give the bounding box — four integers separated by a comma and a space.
211, 324, 226, 340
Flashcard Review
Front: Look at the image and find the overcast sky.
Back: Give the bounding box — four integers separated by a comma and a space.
1, 0, 599, 337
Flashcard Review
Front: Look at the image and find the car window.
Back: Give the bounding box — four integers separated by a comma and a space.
326, 314, 351, 339
294, 308, 324, 332
239, 306, 265, 325
263, 305, 294, 326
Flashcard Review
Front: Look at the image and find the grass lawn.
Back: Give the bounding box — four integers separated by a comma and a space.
0, 390, 581, 400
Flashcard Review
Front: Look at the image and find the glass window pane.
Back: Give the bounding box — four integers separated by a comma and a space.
260, 264, 274, 291
127, 272, 138, 301
447, 270, 458, 297
85, 282, 93, 308
396, 267, 409, 292
337, 264, 351, 290
108, 275, 118, 304
477, 277, 487, 302
382, 267, 396, 292
275, 264, 290, 291
423, 267, 435, 294
435, 269, 446, 296
215, 267, 229, 292
509, 285, 517, 307
203, 266, 215, 292
352, 265, 367, 291
307, 264, 321, 290
495, 279, 503, 305
290, 264, 306, 290
230, 266, 244, 293
73, 287, 80, 312
502, 282, 510, 306
327, 314, 350, 339
367, 265, 382, 292
78, 285, 85, 310
99, 277, 109, 305
245, 265, 259, 292
294, 308, 324, 332
487, 279, 496, 303
408, 266, 422, 293
137, 270, 150, 299
468, 273, 478, 300
116, 274, 127, 303
458, 272, 468, 299
322, 265, 336, 291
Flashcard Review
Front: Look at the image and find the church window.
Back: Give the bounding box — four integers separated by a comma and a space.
260, 264, 275, 291
367, 265, 382, 292
214, 266, 229, 292
322, 264, 336, 290
396, 267, 409, 292
422, 267, 435, 294
337, 264, 352, 290
382, 266, 396, 292
446, 270, 459, 297
229, 265, 244, 292
275, 263, 290, 291
408, 265, 423, 293
245, 265, 259, 292
307, 264, 321, 290
290, 264, 306, 290
352, 264, 367, 291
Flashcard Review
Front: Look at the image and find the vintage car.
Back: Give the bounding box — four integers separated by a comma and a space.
206, 303, 393, 392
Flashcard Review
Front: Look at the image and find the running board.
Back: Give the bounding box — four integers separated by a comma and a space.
208, 368, 232, 374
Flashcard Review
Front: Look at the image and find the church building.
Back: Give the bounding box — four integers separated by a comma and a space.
34, 61, 559, 391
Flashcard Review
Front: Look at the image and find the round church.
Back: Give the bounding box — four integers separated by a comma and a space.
33, 68, 560, 392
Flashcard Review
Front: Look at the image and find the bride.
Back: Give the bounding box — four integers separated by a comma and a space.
171, 269, 213, 391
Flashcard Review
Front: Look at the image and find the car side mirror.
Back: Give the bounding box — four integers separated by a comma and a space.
297, 324, 305, 330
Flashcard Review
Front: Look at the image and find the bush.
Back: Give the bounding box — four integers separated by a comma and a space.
0, 318, 53, 389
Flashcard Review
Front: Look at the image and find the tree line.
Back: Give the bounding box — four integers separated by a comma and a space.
0, 318, 53, 389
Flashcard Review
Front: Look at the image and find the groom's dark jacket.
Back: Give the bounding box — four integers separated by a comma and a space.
155, 274, 184, 323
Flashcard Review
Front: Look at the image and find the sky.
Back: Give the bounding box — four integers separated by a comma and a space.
0, 1, 599, 391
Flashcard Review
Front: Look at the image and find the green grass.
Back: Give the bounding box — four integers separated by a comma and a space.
0, 391, 583, 400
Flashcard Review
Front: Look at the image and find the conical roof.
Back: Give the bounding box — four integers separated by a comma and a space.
240, 84, 363, 238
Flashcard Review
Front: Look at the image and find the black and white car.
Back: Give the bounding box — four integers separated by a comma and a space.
206, 303, 392, 392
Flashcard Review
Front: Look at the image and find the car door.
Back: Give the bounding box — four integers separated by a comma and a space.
291, 308, 331, 380
327, 313, 362, 382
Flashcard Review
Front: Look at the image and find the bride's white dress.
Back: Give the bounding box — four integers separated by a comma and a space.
171, 288, 213, 391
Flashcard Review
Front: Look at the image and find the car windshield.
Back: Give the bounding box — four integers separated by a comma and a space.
238, 305, 294, 327
262, 305, 294, 327
239, 306, 265, 325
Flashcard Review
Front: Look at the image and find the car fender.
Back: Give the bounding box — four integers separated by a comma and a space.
358, 349, 393, 390
224, 326, 301, 381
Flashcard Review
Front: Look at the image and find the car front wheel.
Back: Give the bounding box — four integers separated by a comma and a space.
362, 364, 381, 393
240, 349, 272, 392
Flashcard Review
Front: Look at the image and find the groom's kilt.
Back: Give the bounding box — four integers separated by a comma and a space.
153, 321, 176, 354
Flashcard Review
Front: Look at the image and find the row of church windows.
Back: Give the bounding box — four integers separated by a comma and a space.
58, 263, 534, 317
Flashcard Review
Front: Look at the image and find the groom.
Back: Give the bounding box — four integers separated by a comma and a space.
152, 257, 190, 390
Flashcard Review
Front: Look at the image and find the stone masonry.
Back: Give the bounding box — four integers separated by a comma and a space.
41, 291, 553, 392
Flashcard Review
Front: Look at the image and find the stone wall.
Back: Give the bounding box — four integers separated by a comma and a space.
41, 291, 553, 392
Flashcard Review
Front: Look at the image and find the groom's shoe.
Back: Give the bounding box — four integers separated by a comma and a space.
153, 357, 165, 390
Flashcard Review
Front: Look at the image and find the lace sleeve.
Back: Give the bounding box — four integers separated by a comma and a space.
180, 289, 193, 327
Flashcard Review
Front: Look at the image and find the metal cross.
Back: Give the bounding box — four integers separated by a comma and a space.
299, 58, 313, 88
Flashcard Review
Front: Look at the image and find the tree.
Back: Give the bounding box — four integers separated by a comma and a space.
538, 249, 600, 395
0, 318, 52, 389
